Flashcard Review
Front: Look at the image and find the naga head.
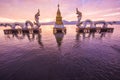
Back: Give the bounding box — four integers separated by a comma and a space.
37, 9, 40, 16
76, 8, 79, 14
35, 9, 40, 18
76, 8, 82, 17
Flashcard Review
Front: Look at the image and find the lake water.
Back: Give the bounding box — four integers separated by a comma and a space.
0, 25, 120, 80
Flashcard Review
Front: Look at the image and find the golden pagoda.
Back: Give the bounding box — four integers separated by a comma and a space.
55, 4, 63, 25
53, 4, 66, 34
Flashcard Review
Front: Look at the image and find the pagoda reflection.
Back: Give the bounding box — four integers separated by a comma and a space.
54, 32, 65, 49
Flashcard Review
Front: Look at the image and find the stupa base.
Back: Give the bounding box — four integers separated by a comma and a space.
53, 27, 66, 34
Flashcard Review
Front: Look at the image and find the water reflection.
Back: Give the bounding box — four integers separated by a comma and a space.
54, 32, 65, 50
37, 33, 44, 48
75, 31, 113, 48
4, 30, 113, 49
1, 25, 120, 80
76, 32, 113, 41
4, 32, 44, 48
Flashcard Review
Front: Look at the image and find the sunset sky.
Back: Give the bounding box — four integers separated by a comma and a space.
0, 0, 120, 22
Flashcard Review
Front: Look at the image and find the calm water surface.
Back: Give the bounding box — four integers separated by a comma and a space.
0, 25, 120, 80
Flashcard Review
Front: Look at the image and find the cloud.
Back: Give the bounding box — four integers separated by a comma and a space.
103, 12, 120, 17
0, 17, 16, 22
0, 0, 120, 22
85, 8, 120, 16
0, 17, 25, 22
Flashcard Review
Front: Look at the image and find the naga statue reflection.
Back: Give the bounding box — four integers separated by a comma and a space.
4, 31, 44, 48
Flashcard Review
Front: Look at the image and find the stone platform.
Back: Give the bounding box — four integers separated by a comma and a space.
4, 28, 41, 34
76, 27, 114, 33
53, 27, 66, 34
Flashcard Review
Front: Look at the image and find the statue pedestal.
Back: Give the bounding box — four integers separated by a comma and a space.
76, 27, 114, 33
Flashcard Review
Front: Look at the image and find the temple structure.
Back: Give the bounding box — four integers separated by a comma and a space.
54, 4, 64, 28
53, 4, 66, 33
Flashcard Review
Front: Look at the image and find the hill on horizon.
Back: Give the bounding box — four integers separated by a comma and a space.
0, 20, 120, 25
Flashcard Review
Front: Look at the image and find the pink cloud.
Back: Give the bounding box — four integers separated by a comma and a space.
0, 0, 119, 22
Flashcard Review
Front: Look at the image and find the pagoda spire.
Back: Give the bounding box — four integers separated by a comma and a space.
57, 4, 61, 16
55, 4, 63, 25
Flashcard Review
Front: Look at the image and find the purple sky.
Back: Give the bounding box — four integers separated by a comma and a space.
0, 0, 120, 22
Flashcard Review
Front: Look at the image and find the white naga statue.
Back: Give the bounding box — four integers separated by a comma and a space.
76, 8, 82, 27
76, 8, 108, 28
34, 9, 41, 29
24, 9, 41, 30
1, 9, 41, 30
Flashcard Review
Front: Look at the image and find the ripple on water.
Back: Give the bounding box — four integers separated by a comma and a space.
0, 25, 120, 80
